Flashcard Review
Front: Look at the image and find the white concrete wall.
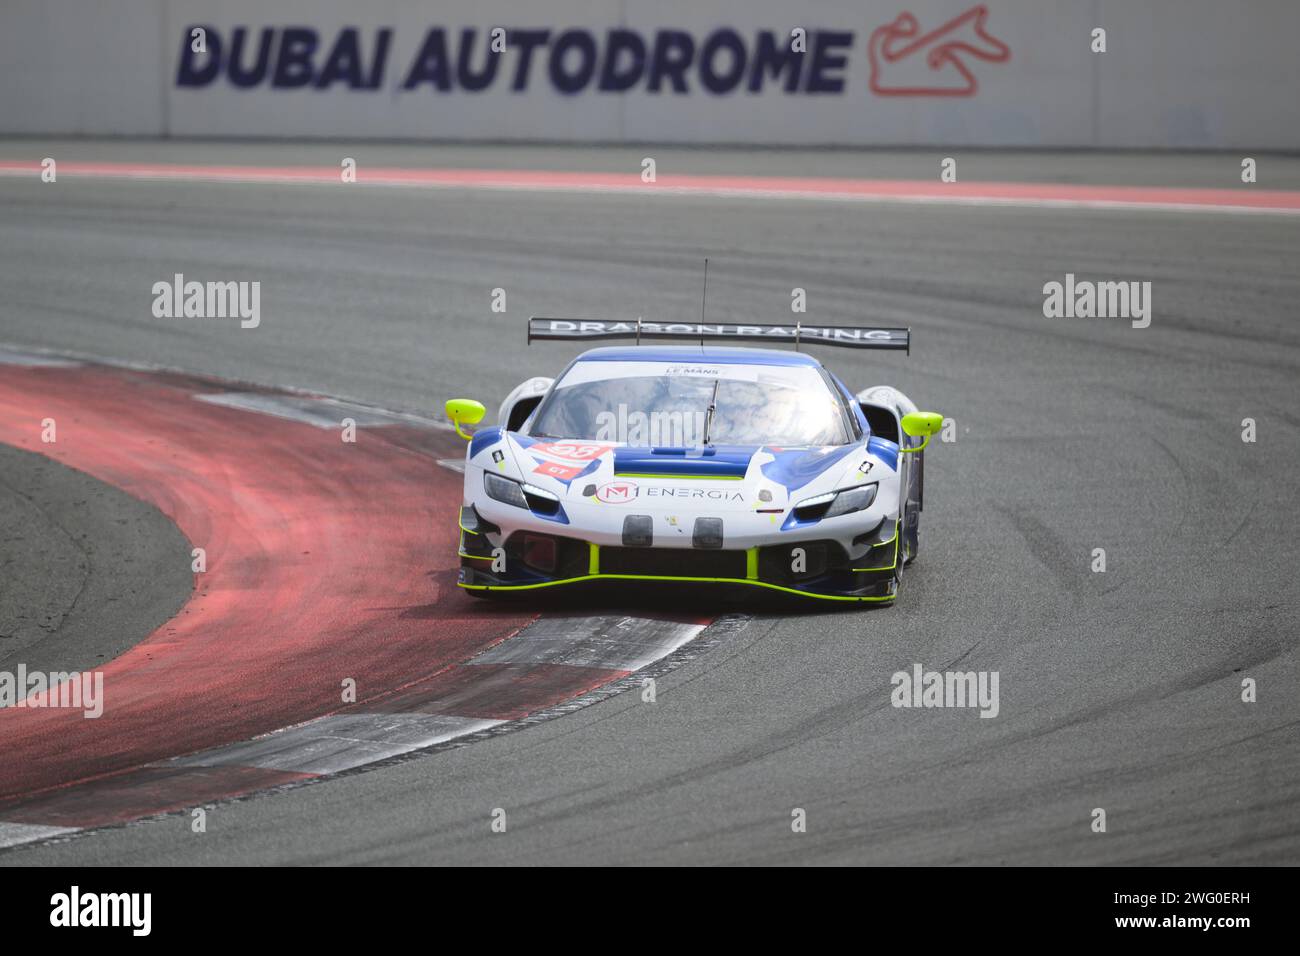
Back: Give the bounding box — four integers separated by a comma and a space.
0, 0, 165, 136
2, 0, 1297, 148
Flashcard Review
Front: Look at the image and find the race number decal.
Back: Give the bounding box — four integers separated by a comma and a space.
528, 441, 612, 482
530, 442, 610, 461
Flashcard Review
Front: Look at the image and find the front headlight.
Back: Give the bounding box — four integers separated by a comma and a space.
793, 483, 877, 521
483, 472, 561, 515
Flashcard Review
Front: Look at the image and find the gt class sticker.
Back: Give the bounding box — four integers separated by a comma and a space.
529, 441, 612, 482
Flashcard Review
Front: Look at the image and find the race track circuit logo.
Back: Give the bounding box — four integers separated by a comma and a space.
868, 6, 1011, 96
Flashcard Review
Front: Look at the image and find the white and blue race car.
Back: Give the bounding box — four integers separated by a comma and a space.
446, 319, 943, 604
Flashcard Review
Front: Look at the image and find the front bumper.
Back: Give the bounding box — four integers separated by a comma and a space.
458, 507, 900, 603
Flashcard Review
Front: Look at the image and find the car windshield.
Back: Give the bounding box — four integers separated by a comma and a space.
529, 360, 851, 447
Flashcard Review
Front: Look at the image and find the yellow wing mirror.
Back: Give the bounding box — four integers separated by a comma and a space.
445, 398, 486, 441
900, 412, 944, 453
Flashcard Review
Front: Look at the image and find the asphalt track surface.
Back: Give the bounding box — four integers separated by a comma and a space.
0, 142, 1298, 864
0, 444, 191, 677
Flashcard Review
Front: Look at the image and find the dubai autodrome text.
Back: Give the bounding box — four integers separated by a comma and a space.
177, 26, 857, 95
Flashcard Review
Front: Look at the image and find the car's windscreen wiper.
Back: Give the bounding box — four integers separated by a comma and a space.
701, 379, 721, 446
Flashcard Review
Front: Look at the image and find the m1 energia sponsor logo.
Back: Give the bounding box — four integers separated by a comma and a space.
596, 481, 639, 504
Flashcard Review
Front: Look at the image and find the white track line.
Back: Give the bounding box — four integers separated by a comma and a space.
170, 713, 505, 776
0, 822, 79, 849
2, 165, 1297, 215
470, 616, 704, 671
0, 614, 709, 850
194, 391, 424, 429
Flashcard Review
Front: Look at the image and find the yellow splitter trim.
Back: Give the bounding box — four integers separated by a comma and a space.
459, 572, 896, 602
852, 520, 900, 573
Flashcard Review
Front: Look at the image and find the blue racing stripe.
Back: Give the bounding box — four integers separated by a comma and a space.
867, 436, 899, 471
469, 425, 503, 459
613, 446, 752, 478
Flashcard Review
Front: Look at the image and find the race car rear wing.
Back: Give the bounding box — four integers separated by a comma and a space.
527, 317, 910, 353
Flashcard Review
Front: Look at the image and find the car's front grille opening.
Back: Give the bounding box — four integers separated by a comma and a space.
522, 534, 557, 572
601, 547, 747, 579
502, 532, 589, 579
758, 539, 849, 583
